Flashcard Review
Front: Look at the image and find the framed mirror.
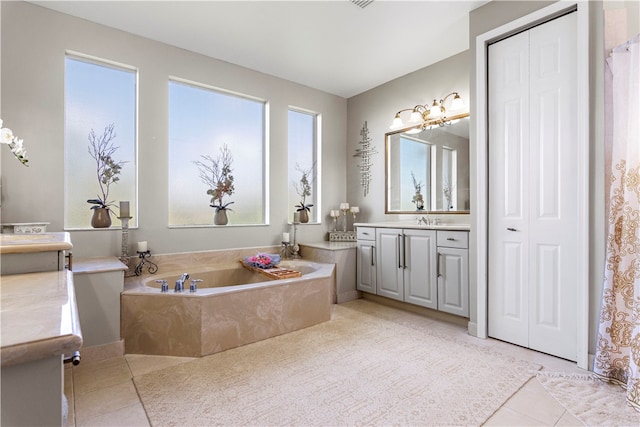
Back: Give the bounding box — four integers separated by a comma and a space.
385, 113, 470, 214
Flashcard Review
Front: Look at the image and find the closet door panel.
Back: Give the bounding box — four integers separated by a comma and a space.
488, 29, 530, 346
528, 12, 578, 361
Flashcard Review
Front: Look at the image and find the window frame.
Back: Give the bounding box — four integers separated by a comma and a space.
167, 76, 269, 228
287, 106, 321, 224
63, 51, 139, 230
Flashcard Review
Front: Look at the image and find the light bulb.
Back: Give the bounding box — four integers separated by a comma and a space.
429, 100, 441, 117
408, 111, 423, 124
450, 93, 465, 111
390, 115, 404, 129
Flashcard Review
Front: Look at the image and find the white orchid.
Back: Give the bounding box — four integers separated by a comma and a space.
0, 127, 14, 144
0, 118, 29, 166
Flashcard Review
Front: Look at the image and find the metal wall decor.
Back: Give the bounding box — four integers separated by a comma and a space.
353, 121, 377, 197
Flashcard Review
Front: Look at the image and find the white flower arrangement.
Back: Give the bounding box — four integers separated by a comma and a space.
0, 119, 29, 166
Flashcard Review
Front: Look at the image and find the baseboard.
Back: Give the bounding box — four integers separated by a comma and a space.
337, 290, 361, 304
80, 340, 124, 363
467, 321, 478, 337
361, 293, 469, 328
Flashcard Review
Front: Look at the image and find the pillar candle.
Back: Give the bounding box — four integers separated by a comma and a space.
120, 201, 130, 218
137, 241, 148, 252
293, 212, 301, 223
283, 232, 290, 243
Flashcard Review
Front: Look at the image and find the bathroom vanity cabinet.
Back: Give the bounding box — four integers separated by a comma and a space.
355, 227, 376, 294
1, 271, 82, 426
436, 230, 469, 317
356, 223, 469, 318
0, 232, 82, 426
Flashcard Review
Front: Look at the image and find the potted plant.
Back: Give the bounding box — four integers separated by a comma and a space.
194, 144, 235, 225
86, 123, 126, 228
294, 163, 314, 223
0, 119, 29, 166
411, 171, 425, 211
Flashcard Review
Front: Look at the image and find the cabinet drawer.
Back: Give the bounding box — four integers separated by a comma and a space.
437, 231, 468, 249
356, 227, 376, 241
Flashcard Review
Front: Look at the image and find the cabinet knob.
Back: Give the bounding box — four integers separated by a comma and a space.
447, 237, 456, 241
507, 227, 518, 232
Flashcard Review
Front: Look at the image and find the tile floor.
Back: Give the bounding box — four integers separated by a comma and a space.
65, 304, 588, 427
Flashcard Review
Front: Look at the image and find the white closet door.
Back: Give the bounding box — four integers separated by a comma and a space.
488, 12, 578, 361
488, 29, 531, 348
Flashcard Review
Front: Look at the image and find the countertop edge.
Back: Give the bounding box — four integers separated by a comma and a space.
300, 242, 357, 251
73, 256, 129, 274
0, 232, 73, 254
0, 269, 83, 367
1, 333, 83, 367
354, 222, 471, 231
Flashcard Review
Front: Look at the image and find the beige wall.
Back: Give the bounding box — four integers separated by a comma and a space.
346, 51, 471, 225
0, 1, 347, 257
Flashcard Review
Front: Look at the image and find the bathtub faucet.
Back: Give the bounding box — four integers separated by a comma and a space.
175, 273, 190, 292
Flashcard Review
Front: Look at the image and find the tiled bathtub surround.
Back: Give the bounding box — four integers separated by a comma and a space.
122, 250, 334, 357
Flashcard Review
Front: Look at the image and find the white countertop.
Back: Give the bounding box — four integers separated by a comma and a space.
354, 222, 470, 231
0, 270, 83, 366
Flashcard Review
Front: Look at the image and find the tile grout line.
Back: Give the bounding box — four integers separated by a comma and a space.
125, 355, 153, 427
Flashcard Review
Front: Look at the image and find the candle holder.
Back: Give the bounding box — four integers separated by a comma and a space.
134, 250, 158, 276
350, 211, 358, 231
290, 222, 301, 259
330, 210, 340, 232
280, 241, 299, 260
341, 207, 349, 232
118, 215, 133, 275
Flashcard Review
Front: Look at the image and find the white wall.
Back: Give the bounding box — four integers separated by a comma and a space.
0, 1, 347, 257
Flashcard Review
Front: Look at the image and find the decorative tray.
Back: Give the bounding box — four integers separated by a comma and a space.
239, 261, 302, 280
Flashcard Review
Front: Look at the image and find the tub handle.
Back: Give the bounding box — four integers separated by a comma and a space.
156, 280, 169, 293
190, 279, 203, 293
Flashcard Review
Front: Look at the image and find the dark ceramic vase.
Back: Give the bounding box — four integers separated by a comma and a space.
91, 208, 112, 228
214, 209, 229, 225
299, 209, 309, 223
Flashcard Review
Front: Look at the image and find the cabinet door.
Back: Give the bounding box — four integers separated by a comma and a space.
404, 229, 437, 309
437, 247, 469, 317
376, 228, 403, 301
356, 241, 376, 294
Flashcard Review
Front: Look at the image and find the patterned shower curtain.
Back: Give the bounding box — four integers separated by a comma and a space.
593, 33, 640, 410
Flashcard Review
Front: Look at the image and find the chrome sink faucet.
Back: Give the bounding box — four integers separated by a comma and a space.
175, 273, 190, 292
418, 216, 440, 226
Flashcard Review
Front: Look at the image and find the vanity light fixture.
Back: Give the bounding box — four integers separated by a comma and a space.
390, 92, 466, 131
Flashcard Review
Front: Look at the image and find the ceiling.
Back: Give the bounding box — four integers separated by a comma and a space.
29, 0, 488, 98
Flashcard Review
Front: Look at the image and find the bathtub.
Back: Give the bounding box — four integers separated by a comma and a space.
121, 259, 334, 357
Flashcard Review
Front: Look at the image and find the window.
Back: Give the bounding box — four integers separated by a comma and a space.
442, 147, 457, 210
64, 54, 137, 229
397, 135, 436, 212
288, 108, 320, 222
168, 79, 266, 226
